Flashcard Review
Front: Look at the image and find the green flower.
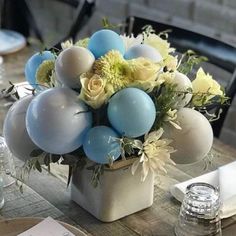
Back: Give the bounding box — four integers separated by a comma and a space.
36, 60, 55, 86
75, 38, 90, 48
94, 50, 130, 92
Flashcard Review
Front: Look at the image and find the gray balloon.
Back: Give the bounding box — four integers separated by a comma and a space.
55, 46, 95, 88
3, 95, 38, 162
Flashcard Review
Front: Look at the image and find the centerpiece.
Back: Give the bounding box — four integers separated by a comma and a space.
2, 24, 227, 222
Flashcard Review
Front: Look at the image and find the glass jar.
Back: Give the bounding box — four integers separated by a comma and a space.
175, 182, 221, 236
0, 172, 4, 209
0, 136, 15, 187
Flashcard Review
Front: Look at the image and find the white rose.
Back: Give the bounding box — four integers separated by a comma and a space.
79, 73, 110, 109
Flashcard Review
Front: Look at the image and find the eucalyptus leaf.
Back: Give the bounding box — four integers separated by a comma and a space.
67, 166, 73, 187
61, 154, 78, 165
35, 160, 42, 173
30, 149, 44, 157
13, 91, 20, 100
44, 153, 50, 166
19, 185, 23, 194
51, 154, 61, 163
6, 85, 14, 94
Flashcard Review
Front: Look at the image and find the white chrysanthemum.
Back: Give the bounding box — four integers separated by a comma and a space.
61, 39, 73, 50
120, 34, 142, 50
131, 128, 176, 181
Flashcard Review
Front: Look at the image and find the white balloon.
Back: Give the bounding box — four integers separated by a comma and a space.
163, 108, 213, 164
172, 71, 192, 108
124, 44, 162, 62
55, 46, 95, 88
3, 95, 38, 161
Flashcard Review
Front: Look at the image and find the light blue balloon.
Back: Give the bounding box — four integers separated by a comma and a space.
88, 29, 125, 58
25, 51, 55, 88
83, 126, 121, 164
124, 44, 162, 62
107, 88, 156, 138
26, 87, 92, 154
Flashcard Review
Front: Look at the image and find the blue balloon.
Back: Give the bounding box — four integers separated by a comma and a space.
26, 88, 92, 154
124, 44, 162, 62
83, 126, 121, 164
88, 29, 125, 58
25, 51, 55, 87
107, 88, 156, 138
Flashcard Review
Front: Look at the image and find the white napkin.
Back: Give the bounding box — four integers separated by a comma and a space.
170, 161, 236, 219
18, 217, 76, 236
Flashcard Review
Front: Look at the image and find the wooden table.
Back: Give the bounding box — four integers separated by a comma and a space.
1, 48, 236, 236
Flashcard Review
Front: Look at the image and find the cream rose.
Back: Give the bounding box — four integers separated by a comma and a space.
128, 57, 162, 91
191, 68, 223, 106
79, 73, 110, 109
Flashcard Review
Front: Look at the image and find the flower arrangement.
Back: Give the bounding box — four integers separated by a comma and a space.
3, 24, 228, 187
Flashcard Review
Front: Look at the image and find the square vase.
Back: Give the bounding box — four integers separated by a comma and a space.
71, 162, 154, 222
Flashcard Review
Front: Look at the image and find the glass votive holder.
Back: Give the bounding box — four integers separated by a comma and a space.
175, 182, 222, 236
0, 136, 15, 187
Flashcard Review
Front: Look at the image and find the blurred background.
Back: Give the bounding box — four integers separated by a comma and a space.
1, 0, 236, 148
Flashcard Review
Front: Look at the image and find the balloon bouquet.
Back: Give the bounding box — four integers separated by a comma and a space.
3, 27, 227, 184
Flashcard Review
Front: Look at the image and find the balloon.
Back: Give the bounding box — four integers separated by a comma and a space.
3, 95, 38, 161
124, 44, 162, 62
83, 126, 121, 164
172, 71, 192, 108
88, 29, 125, 58
163, 108, 213, 164
107, 88, 156, 138
26, 88, 92, 154
25, 51, 55, 87
55, 46, 95, 88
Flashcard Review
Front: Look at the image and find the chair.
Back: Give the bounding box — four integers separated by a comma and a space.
0, 0, 96, 47
0, 0, 44, 42
125, 16, 236, 138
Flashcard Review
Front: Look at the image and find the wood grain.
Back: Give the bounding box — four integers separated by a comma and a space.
0, 183, 90, 235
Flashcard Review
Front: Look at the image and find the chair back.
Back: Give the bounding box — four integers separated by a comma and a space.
1, 0, 96, 47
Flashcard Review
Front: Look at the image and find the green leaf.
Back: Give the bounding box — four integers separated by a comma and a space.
87, 164, 96, 171
19, 185, 23, 194
51, 154, 61, 163
89, 164, 104, 188
67, 166, 73, 188
76, 157, 87, 170
44, 153, 50, 166
178, 50, 208, 75
35, 160, 42, 173
13, 91, 20, 100
30, 149, 44, 157
60, 154, 78, 165
6, 85, 14, 94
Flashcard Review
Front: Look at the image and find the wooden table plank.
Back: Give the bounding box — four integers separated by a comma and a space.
0, 183, 90, 235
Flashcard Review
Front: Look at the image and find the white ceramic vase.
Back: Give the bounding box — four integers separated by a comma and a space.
71, 164, 154, 222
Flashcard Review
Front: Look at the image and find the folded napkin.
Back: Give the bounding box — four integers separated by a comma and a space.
170, 161, 236, 219
18, 217, 76, 236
